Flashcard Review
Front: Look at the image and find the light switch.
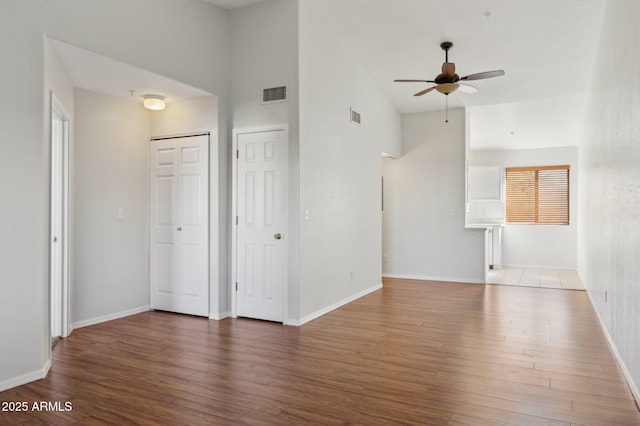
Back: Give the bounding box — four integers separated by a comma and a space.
117, 208, 124, 220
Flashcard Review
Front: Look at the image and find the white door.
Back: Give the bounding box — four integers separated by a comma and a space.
150, 135, 209, 317
236, 129, 288, 322
50, 108, 64, 339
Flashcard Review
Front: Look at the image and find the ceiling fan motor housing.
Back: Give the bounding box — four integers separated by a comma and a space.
435, 73, 460, 84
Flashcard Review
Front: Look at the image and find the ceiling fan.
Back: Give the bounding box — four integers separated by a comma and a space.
395, 41, 505, 100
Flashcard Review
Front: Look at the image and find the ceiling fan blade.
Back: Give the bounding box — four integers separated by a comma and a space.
460, 70, 505, 81
458, 83, 478, 94
413, 87, 436, 96
394, 79, 436, 83
442, 62, 455, 77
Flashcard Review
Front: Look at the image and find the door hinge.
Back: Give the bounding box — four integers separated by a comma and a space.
235, 216, 239, 225
236, 149, 239, 159
235, 282, 238, 291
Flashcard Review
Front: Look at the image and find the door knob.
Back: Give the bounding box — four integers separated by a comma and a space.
274, 233, 282, 240
177, 226, 182, 231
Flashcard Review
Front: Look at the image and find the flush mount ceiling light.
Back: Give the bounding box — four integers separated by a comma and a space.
143, 94, 165, 111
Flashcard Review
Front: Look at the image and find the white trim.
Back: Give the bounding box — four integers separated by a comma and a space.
50, 92, 71, 339
286, 283, 383, 327
584, 289, 640, 406
71, 305, 150, 330
383, 273, 485, 285
231, 124, 290, 322
209, 311, 230, 320
0, 360, 51, 393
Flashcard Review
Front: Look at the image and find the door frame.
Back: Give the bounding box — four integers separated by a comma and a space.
231, 124, 289, 321
50, 92, 70, 338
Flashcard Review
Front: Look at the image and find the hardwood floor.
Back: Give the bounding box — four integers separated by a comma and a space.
1, 278, 639, 425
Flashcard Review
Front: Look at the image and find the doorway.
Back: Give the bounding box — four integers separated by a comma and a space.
232, 126, 288, 322
50, 94, 70, 341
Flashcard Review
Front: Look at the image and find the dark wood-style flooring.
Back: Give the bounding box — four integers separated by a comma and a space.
2, 278, 639, 425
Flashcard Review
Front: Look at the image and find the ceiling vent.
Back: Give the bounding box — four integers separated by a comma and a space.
262, 86, 287, 103
350, 108, 361, 125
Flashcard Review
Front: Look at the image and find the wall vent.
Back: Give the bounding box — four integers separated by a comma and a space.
262, 86, 287, 103
350, 108, 361, 125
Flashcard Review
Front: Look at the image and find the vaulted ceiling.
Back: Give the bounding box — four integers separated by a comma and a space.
58, 0, 607, 150
305, 0, 606, 149
207, 0, 605, 150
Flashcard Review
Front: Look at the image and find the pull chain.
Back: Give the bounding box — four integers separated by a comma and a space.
445, 94, 449, 123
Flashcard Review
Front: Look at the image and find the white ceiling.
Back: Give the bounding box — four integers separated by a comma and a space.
469, 93, 588, 151
50, 0, 607, 151
308, 0, 606, 150
48, 38, 212, 106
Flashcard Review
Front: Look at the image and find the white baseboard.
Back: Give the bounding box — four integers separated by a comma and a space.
71, 305, 150, 330
286, 283, 383, 327
0, 359, 51, 393
209, 311, 230, 320
383, 273, 485, 285
584, 288, 640, 406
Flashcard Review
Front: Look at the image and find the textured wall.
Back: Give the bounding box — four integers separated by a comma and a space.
383, 109, 485, 283
230, 0, 301, 321
579, 0, 640, 400
72, 89, 151, 323
299, 1, 401, 321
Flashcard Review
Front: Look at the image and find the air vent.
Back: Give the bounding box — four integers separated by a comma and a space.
262, 86, 287, 103
350, 108, 361, 125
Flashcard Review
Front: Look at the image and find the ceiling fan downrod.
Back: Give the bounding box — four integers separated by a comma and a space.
441, 41, 453, 62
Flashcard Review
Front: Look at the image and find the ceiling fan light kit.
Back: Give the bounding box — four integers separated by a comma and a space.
435, 82, 459, 95
394, 41, 505, 122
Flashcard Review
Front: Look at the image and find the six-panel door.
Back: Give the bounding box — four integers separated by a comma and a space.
236, 130, 287, 322
150, 135, 209, 317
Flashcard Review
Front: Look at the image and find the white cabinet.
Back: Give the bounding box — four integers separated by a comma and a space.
467, 166, 505, 225
468, 166, 501, 201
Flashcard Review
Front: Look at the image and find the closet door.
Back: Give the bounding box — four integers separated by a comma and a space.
150, 135, 209, 316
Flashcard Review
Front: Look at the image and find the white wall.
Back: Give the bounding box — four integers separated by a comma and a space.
383, 108, 485, 283
45, 40, 75, 117
469, 147, 578, 269
230, 0, 300, 320
150, 97, 221, 318
579, 0, 640, 401
299, 1, 401, 322
0, 0, 230, 390
72, 89, 150, 324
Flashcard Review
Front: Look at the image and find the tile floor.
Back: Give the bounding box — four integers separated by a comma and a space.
487, 267, 585, 290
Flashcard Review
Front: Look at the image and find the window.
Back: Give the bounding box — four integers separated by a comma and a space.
505, 165, 570, 225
